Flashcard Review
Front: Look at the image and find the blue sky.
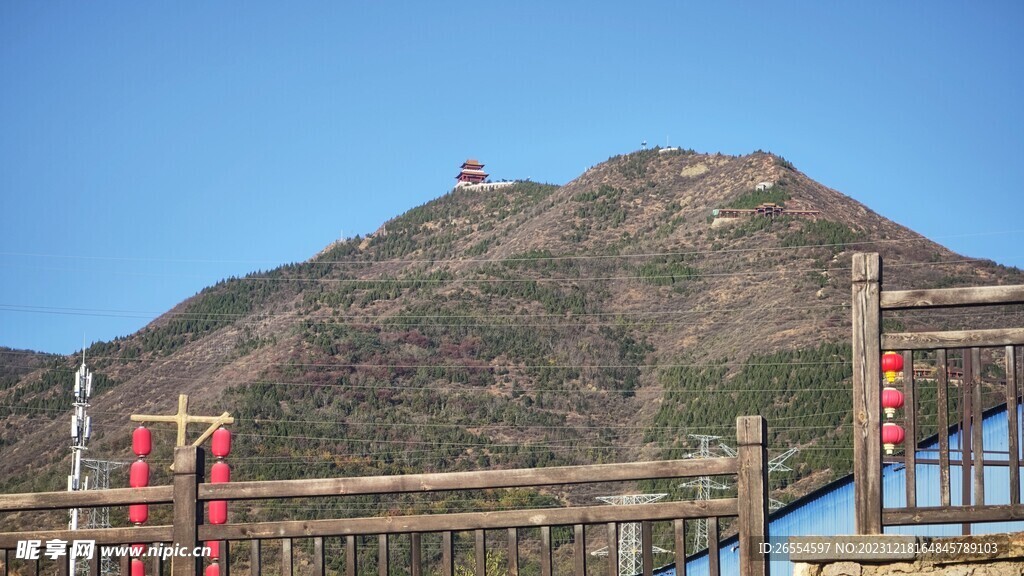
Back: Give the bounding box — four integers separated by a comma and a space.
2, 2, 1022, 354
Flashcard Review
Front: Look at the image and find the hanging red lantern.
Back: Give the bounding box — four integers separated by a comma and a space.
211, 461, 231, 484
132, 426, 152, 457
881, 387, 905, 419
208, 500, 227, 525
130, 543, 146, 555
205, 564, 220, 576
129, 460, 150, 488
206, 540, 220, 560
882, 423, 905, 455
129, 503, 148, 524
131, 559, 145, 576
212, 428, 231, 458
881, 351, 904, 383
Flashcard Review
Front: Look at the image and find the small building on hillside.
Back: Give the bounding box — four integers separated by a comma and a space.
755, 181, 775, 191
455, 159, 489, 187
712, 203, 820, 219
453, 158, 517, 191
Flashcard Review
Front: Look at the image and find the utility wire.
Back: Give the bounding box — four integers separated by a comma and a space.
1, 227, 1020, 265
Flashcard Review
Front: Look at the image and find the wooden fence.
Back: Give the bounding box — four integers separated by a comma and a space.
0, 417, 769, 576
851, 252, 1024, 534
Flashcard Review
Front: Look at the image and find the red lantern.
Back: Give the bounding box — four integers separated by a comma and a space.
212, 428, 231, 458
129, 460, 150, 488
208, 500, 227, 525
206, 540, 220, 559
211, 461, 230, 484
882, 423, 905, 455
205, 564, 220, 576
132, 426, 152, 457
881, 387, 905, 419
131, 559, 145, 576
130, 543, 146, 555
129, 503, 148, 524
882, 352, 904, 383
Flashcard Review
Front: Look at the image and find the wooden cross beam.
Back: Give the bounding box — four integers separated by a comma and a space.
130, 394, 234, 448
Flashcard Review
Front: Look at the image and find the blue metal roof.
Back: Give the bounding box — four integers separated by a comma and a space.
656, 404, 1024, 576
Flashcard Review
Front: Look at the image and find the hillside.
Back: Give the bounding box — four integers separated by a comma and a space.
3, 149, 1022, 529
0, 347, 58, 394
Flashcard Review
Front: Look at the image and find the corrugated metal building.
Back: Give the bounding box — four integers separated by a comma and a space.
656, 404, 1024, 576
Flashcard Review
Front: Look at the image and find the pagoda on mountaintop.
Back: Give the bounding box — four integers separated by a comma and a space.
455, 159, 489, 186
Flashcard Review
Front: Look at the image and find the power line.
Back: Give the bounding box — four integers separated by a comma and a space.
0, 402, 853, 427
0, 255, 1007, 287
0, 347, 853, 369
1, 227, 1019, 265
0, 301, 850, 321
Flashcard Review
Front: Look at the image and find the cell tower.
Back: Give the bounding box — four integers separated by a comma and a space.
68, 355, 93, 527
590, 494, 671, 576
679, 435, 731, 551
68, 355, 93, 576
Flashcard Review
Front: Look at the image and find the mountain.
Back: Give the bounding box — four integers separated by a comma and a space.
2, 149, 1022, 520
0, 347, 58, 393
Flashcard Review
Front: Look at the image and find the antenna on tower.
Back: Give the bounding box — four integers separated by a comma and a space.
68, 355, 94, 575
590, 494, 671, 576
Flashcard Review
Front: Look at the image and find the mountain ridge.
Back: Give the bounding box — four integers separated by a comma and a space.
2, 149, 1022, 522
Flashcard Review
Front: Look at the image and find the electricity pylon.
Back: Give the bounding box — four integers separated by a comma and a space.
681, 436, 800, 550
590, 494, 671, 576
679, 436, 731, 551
767, 448, 799, 511
82, 459, 130, 576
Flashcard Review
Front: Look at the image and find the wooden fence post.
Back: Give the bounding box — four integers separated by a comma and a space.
172, 446, 203, 576
281, 539, 292, 576
736, 416, 768, 576
506, 528, 519, 576
312, 538, 324, 576
852, 252, 882, 534
250, 541, 261, 576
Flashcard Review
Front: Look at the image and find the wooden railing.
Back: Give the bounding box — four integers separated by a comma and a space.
0, 417, 769, 576
851, 252, 1024, 534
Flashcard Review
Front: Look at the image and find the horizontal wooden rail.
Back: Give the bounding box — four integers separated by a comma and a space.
201, 499, 737, 540
0, 486, 173, 513
199, 457, 737, 501
880, 286, 1024, 310
884, 504, 1024, 526
0, 525, 172, 548
881, 328, 1024, 350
